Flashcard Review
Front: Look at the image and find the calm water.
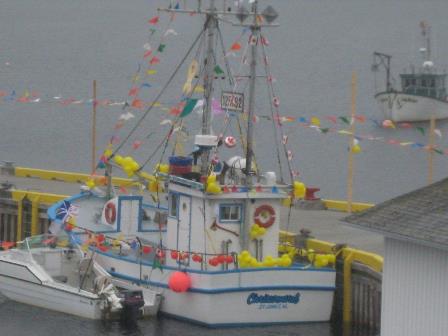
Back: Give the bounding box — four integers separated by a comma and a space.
0, 294, 377, 336
1, 0, 448, 334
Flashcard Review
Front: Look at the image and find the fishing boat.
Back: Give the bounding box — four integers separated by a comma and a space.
373, 22, 448, 122
47, 0, 336, 327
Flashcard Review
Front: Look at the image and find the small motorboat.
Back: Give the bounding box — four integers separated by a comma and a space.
0, 233, 154, 320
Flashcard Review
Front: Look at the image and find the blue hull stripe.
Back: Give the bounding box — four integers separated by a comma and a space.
110, 270, 335, 294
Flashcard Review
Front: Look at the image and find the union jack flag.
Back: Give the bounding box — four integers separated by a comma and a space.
55, 200, 79, 223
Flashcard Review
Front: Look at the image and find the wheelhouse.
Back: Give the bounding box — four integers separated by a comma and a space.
401, 73, 447, 100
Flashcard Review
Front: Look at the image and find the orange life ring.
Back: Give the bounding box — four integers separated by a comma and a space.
104, 202, 116, 224
253, 204, 276, 228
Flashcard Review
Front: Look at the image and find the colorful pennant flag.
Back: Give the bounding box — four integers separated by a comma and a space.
180, 98, 199, 118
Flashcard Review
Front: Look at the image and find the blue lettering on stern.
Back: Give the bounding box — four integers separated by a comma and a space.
246, 292, 301, 310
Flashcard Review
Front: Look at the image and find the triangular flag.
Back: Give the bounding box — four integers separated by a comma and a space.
148, 16, 159, 25
164, 29, 178, 37
128, 87, 139, 96
140, 83, 152, 88
339, 116, 350, 124
261, 36, 269, 46
143, 50, 152, 58
147, 69, 157, 75
194, 85, 205, 93
180, 98, 199, 118
310, 117, 321, 126
325, 115, 338, 124
157, 44, 166, 52
152, 256, 163, 273
416, 127, 425, 136
230, 42, 241, 51
119, 112, 135, 121
132, 140, 143, 149
212, 98, 223, 115
150, 56, 160, 65
131, 99, 144, 109
214, 65, 224, 75
398, 122, 413, 128
354, 115, 366, 123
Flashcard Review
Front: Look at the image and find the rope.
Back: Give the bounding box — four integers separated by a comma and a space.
260, 34, 295, 184
112, 19, 209, 156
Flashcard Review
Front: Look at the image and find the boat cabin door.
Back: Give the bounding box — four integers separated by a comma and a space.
177, 195, 192, 255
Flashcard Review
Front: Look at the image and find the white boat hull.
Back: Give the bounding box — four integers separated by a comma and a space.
0, 255, 103, 319
96, 252, 335, 327
375, 92, 448, 122
0, 276, 103, 319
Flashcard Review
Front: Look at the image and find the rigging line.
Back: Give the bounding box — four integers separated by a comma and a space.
112, 19, 209, 157
121, 14, 175, 112
260, 36, 294, 184
214, 28, 251, 140
216, 25, 234, 87
261, 50, 284, 183
139, 33, 207, 170
143, 47, 209, 172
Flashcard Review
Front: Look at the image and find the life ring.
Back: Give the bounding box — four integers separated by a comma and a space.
224, 136, 236, 148
253, 204, 276, 228
104, 202, 116, 224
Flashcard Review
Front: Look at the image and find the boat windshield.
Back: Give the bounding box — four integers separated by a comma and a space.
401, 74, 447, 99
19, 232, 74, 252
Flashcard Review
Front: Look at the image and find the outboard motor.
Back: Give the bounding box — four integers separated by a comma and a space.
120, 290, 145, 326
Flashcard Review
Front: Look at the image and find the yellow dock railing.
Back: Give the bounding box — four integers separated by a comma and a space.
15, 166, 134, 187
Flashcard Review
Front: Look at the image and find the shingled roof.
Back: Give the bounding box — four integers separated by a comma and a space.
342, 178, 448, 251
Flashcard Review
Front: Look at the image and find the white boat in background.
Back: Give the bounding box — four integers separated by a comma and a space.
0, 233, 160, 320
373, 22, 448, 122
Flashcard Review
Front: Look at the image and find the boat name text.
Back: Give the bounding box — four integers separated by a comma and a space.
246, 292, 301, 305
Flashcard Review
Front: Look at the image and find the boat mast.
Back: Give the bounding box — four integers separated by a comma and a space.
201, 0, 218, 175
421, 21, 431, 63
244, 0, 259, 186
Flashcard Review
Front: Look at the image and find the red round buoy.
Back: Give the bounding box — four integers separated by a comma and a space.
208, 257, 219, 267
142, 246, 152, 254
168, 271, 191, 293
224, 136, 236, 148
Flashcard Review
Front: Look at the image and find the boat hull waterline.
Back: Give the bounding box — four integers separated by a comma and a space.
375, 92, 448, 122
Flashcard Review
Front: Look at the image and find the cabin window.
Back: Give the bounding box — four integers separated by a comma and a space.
219, 204, 242, 223
404, 79, 411, 88
430, 79, 436, 88
421, 79, 427, 87
169, 193, 178, 217
411, 79, 416, 86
